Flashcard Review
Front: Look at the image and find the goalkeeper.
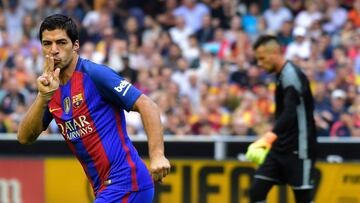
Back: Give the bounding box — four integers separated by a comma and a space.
246, 35, 317, 203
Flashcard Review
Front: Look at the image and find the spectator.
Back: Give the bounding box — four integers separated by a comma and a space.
169, 16, 193, 51
171, 57, 191, 96
285, 26, 311, 60
229, 115, 256, 136
284, 0, 303, 16
81, 5, 112, 43
182, 34, 201, 67
191, 106, 215, 135
313, 59, 336, 85
22, 14, 38, 40
229, 55, 250, 88
203, 27, 231, 59
164, 43, 182, 70
294, 0, 322, 29
132, 41, 156, 70
119, 55, 138, 84
242, 3, 261, 41
3, 0, 25, 45
328, 64, 354, 93
173, 0, 210, 32
196, 14, 215, 45
348, 0, 360, 28
225, 15, 242, 44
0, 77, 26, 115
118, 16, 142, 44
197, 51, 221, 84
142, 15, 162, 44
95, 26, 116, 65
263, 0, 292, 33
156, 0, 177, 29
157, 31, 173, 57
322, 0, 348, 34
326, 89, 349, 128
335, 104, 360, 137
208, 0, 235, 28
80, 41, 104, 64
277, 20, 294, 47
62, 0, 86, 22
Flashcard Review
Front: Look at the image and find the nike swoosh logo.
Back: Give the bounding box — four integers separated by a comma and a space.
49, 107, 62, 113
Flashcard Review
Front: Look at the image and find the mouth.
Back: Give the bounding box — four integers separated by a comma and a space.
54, 59, 61, 65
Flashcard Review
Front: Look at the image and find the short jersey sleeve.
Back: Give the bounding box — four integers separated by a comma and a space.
84, 62, 142, 111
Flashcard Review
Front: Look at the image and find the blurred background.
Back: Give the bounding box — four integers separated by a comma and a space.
0, 0, 360, 202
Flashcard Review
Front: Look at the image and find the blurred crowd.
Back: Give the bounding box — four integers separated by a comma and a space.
1, 0, 360, 137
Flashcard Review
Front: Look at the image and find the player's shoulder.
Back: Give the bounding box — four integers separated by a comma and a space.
281, 61, 302, 78
78, 57, 120, 81
79, 58, 112, 74
280, 61, 303, 89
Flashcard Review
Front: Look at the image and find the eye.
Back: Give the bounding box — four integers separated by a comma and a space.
42, 41, 51, 46
58, 41, 67, 45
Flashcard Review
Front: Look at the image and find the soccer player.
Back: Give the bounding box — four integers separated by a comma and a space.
17, 14, 171, 203
246, 35, 317, 203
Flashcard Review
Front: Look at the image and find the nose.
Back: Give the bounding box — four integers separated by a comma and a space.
50, 43, 59, 55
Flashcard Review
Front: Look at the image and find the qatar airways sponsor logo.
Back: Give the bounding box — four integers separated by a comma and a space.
114, 80, 131, 96
58, 115, 93, 140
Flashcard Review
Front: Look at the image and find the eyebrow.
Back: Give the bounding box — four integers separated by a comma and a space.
42, 38, 68, 43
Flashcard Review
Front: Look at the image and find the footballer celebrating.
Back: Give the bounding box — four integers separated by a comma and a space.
17, 14, 170, 203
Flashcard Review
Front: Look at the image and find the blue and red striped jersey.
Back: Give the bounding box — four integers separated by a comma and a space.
43, 57, 153, 195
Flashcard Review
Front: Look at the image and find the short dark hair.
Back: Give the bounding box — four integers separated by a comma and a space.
39, 14, 79, 44
253, 35, 280, 50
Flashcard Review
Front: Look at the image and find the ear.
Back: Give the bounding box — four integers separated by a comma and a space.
73, 40, 80, 52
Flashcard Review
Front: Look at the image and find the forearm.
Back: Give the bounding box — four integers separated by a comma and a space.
272, 106, 297, 134
133, 95, 170, 181
135, 96, 165, 159
17, 94, 48, 144
141, 104, 165, 159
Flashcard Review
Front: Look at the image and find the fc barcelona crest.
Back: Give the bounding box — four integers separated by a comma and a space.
72, 93, 83, 108
63, 97, 71, 114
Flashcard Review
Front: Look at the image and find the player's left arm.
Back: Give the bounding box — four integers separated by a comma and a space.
272, 86, 300, 135
245, 86, 299, 164
132, 95, 171, 182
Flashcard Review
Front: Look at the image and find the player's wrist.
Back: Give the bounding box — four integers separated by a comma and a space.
263, 131, 277, 144
149, 150, 165, 160
37, 92, 52, 105
38, 91, 54, 103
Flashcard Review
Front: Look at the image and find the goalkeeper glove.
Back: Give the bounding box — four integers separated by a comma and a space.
245, 131, 277, 164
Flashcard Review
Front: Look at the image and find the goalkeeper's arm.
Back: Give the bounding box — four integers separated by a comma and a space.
245, 131, 277, 164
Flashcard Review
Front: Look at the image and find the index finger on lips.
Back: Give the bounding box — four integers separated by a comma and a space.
48, 56, 55, 72
43, 55, 50, 73
44, 55, 54, 74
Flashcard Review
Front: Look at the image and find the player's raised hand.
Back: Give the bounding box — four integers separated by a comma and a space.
37, 55, 60, 101
149, 155, 171, 183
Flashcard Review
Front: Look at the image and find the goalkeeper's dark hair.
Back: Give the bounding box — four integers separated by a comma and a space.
253, 35, 280, 50
39, 14, 79, 44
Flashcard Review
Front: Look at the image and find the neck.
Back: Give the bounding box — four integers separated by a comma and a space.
60, 54, 79, 85
275, 57, 286, 74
